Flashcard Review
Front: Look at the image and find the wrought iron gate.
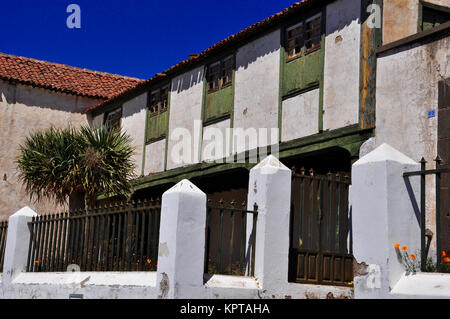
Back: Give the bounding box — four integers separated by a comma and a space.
288, 168, 353, 286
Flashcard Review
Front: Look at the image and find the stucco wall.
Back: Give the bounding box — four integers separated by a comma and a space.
233, 30, 281, 153
375, 35, 450, 254
166, 66, 204, 170
201, 119, 231, 162
382, 0, 450, 45
323, 0, 361, 131
144, 138, 166, 175
0, 80, 98, 218
121, 93, 147, 176
281, 88, 320, 142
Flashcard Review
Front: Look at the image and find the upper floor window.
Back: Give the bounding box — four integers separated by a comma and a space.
422, 5, 450, 31
286, 13, 322, 59
104, 108, 122, 132
149, 86, 169, 116
207, 56, 234, 92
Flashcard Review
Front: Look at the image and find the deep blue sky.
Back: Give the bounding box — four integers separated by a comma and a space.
1, 0, 298, 79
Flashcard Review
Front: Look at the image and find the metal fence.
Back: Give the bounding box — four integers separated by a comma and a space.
0, 221, 8, 272
288, 168, 353, 286
205, 199, 258, 277
26, 199, 161, 272
403, 156, 450, 271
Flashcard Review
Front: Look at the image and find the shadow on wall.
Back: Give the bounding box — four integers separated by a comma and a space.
173, 67, 204, 94
0, 80, 100, 114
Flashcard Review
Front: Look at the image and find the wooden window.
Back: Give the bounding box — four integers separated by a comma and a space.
148, 86, 169, 115
146, 85, 170, 143
285, 13, 322, 59
305, 15, 322, 51
286, 23, 304, 58
422, 5, 450, 31
104, 108, 122, 132
207, 56, 234, 92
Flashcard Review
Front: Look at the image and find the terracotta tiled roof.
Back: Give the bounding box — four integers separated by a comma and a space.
85, 0, 321, 113
0, 52, 145, 99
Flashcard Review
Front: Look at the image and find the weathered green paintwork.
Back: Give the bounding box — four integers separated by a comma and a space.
146, 110, 169, 143
282, 49, 322, 97
204, 84, 234, 122
131, 124, 374, 193
279, 7, 326, 140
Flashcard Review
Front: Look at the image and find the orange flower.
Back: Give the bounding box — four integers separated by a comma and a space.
147, 259, 151, 264
410, 254, 416, 260
444, 257, 450, 263
401, 246, 408, 251
442, 251, 447, 258
394, 243, 401, 249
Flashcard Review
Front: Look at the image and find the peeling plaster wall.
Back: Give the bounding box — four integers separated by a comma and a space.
144, 139, 166, 175
121, 93, 147, 176
166, 66, 204, 170
323, 0, 361, 131
376, 35, 450, 255
281, 88, 320, 142
382, 0, 450, 45
0, 80, 98, 218
233, 30, 280, 153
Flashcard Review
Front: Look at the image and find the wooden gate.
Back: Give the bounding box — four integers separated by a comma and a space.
288, 168, 353, 286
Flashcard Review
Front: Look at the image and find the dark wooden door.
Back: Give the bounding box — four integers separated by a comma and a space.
288, 169, 353, 286
438, 79, 450, 251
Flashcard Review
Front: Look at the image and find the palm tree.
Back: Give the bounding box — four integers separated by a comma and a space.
16, 125, 135, 210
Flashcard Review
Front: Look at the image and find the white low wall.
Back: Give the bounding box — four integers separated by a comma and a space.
0, 156, 354, 299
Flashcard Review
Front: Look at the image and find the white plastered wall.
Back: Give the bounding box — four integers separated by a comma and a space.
166, 66, 204, 170
281, 88, 320, 142
323, 0, 361, 131
233, 29, 281, 153
121, 92, 148, 176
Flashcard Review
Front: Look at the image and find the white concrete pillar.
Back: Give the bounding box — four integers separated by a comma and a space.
247, 155, 291, 291
2, 207, 38, 288
156, 179, 206, 299
351, 143, 421, 299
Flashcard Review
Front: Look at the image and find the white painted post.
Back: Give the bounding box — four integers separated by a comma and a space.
156, 179, 207, 299
2, 207, 38, 288
351, 143, 421, 299
247, 155, 291, 292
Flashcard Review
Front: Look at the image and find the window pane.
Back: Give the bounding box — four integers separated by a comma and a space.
160, 87, 169, 112
208, 63, 220, 90
305, 16, 321, 50
106, 109, 121, 132
286, 24, 304, 57
149, 92, 159, 114
222, 57, 233, 86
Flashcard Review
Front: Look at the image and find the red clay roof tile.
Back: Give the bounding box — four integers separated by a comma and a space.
0, 52, 145, 99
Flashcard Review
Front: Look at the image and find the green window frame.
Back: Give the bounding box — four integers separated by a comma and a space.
419, 2, 450, 32
282, 12, 323, 97
204, 55, 235, 123
104, 107, 122, 132
146, 85, 170, 143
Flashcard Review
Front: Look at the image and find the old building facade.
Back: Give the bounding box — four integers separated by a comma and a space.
0, 0, 449, 299
0, 53, 144, 218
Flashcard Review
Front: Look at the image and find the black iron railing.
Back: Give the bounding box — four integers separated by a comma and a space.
26, 199, 161, 272
205, 200, 258, 277
0, 220, 8, 272
403, 156, 450, 271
